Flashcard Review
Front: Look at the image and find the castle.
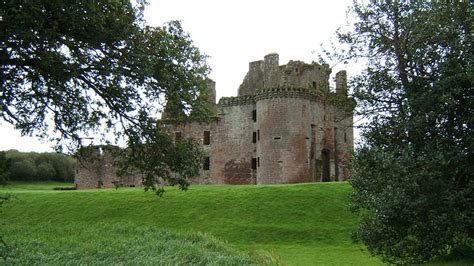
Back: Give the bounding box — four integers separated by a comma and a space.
75, 53, 354, 188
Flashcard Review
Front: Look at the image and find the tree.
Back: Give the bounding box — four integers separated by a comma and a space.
1, 1, 212, 193
0, 152, 10, 184
9, 155, 37, 181
333, 1, 473, 263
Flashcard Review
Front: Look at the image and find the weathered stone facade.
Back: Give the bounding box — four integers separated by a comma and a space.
74, 145, 142, 189
168, 53, 354, 185
75, 53, 354, 188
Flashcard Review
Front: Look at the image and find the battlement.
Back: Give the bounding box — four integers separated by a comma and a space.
218, 95, 255, 106
238, 53, 333, 96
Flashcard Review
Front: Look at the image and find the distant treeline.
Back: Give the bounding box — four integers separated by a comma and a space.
0, 150, 75, 182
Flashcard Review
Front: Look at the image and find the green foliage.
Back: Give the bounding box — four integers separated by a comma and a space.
116, 121, 205, 196
0, 182, 388, 265
0, 152, 11, 184
1, 1, 211, 192
333, 1, 473, 264
325, 92, 356, 114
9, 157, 37, 181
4, 150, 75, 181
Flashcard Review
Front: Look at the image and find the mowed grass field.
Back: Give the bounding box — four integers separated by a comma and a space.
2, 182, 382, 265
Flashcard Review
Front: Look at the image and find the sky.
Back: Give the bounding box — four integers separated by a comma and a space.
0, 0, 356, 153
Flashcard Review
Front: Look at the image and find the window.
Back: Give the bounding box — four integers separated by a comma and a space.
257, 157, 260, 167
252, 110, 257, 122
344, 132, 347, 143
203, 131, 210, 145
274, 137, 281, 140
253, 132, 257, 143
251, 158, 257, 170
312, 81, 316, 88
175, 132, 182, 142
257, 130, 260, 141
203, 157, 210, 170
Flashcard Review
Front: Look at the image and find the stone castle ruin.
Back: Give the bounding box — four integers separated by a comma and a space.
74, 145, 141, 189
75, 53, 354, 188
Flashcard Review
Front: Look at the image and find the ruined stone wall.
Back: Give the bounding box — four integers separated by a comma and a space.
238, 61, 263, 96
74, 147, 103, 189
334, 107, 353, 181
256, 94, 312, 183
75, 146, 142, 189
165, 121, 217, 184
216, 101, 256, 184
238, 53, 330, 96
309, 101, 326, 181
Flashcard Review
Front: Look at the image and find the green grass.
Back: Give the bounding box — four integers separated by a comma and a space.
0, 181, 74, 191
1, 182, 382, 265
4, 222, 276, 265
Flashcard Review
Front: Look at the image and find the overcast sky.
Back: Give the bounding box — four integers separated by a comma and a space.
0, 0, 355, 153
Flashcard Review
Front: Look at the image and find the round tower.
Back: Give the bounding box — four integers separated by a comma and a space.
255, 89, 313, 184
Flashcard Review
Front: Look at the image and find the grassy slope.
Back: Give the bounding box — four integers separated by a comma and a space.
1, 182, 381, 265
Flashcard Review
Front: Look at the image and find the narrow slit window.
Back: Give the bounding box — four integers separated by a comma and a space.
203, 131, 210, 145
312, 81, 316, 88
252, 110, 257, 122
257, 130, 260, 141
251, 158, 257, 170
203, 157, 210, 170
257, 157, 260, 167
274, 137, 281, 140
253, 132, 257, 143
344, 132, 347, 143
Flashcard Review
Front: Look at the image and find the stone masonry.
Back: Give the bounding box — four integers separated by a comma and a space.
75, 53, 354, 188
167, 53, 354, 185
74, 145, 142, 189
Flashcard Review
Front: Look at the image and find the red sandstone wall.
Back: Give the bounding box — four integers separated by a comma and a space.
216, 104, 256, 184
256, 97, 312, 184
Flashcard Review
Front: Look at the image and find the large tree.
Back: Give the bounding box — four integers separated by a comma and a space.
334, 1, 473, 264
0, 0, 212, 193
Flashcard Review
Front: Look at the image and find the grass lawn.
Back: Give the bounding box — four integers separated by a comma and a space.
0, 182, 472, 265
1, 182, 469, 265
1, 182, 380, 265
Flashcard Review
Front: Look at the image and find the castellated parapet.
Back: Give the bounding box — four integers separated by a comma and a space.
75, 53, 355, 188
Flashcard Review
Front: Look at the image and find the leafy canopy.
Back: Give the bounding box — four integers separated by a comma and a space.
334, 1, 473, 264
1, 0, 213, 193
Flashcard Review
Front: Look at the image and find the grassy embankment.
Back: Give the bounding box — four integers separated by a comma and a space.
2, 182, 380, 264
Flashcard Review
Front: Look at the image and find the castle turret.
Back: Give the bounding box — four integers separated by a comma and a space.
336, 70, 347, 95
238, 60, 264, 96
263, 53, 280, 89
256, 91, 313, 184
205, 79, 217, 113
